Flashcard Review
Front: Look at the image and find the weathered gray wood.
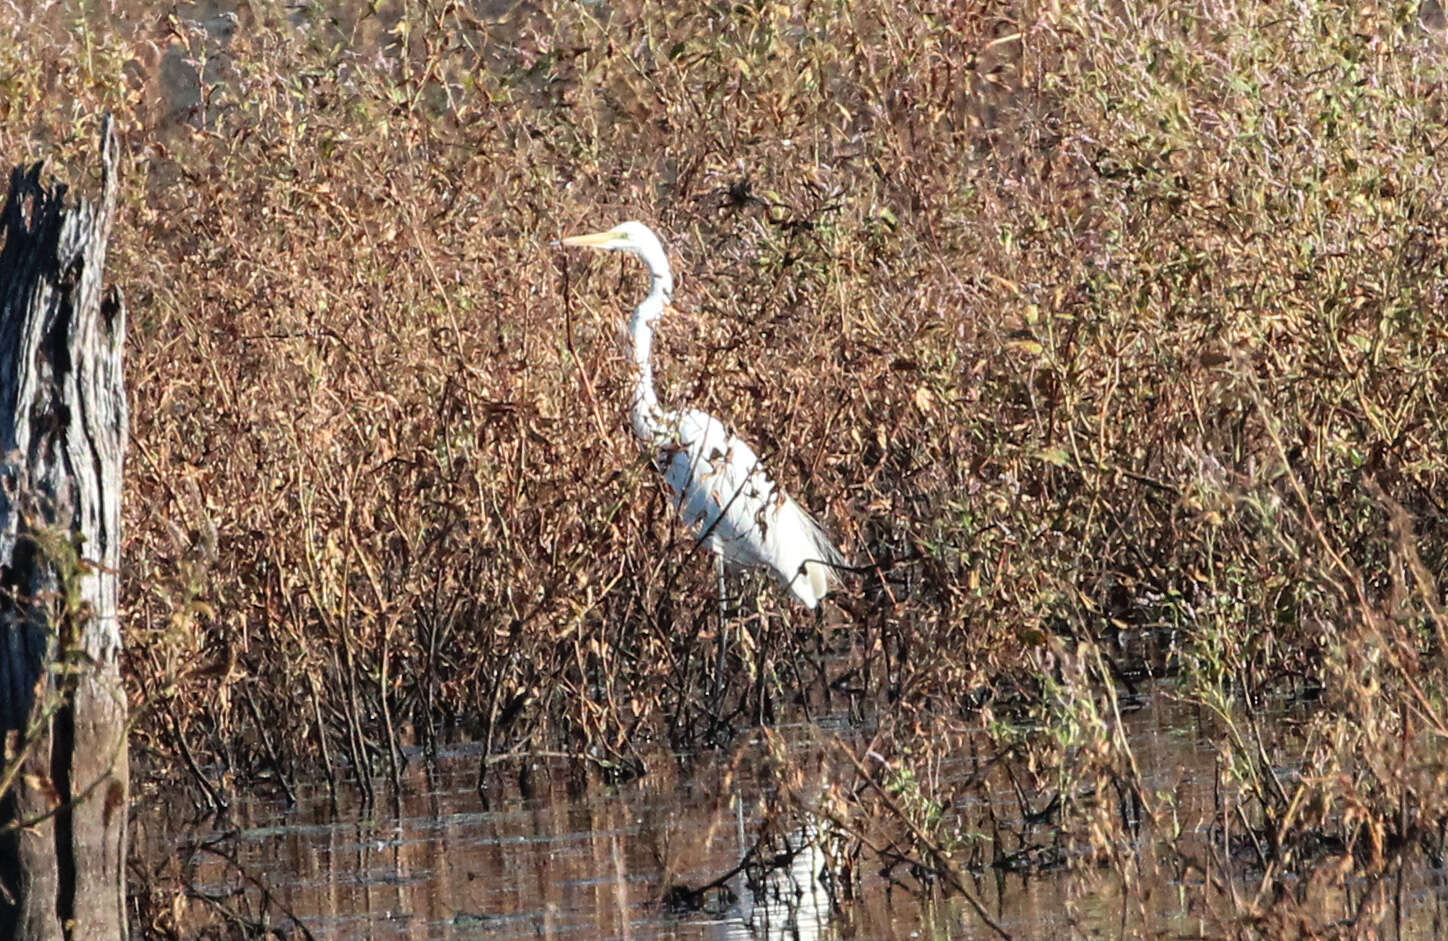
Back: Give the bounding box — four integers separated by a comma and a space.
0, 117, 128, 940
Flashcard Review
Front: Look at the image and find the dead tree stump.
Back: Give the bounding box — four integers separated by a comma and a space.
0, 118, 128, 940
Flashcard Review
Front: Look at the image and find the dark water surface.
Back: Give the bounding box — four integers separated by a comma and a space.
132, 690, 1265, 940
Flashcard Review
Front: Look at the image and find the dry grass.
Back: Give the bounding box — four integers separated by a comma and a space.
5, 0, 1448, 936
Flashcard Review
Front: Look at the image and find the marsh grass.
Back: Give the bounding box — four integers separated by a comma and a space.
4, 0, 1448, 935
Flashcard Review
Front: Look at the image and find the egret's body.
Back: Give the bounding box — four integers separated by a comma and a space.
559, 221, 843, 608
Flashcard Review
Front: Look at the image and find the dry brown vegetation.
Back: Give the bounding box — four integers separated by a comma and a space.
5, 0, 1448, 936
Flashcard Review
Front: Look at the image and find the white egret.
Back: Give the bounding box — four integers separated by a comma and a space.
557, 221, 845, 609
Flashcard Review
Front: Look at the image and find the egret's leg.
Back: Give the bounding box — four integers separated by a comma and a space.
716, 552, 729, 620
712, 553, 730, 710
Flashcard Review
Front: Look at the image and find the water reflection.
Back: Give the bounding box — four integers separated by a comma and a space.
131, 694, 1448, 939
718, 823, 834, 941
137, 724, 965, 940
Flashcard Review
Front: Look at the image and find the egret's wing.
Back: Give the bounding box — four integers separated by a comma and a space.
652, 409, 843, 607
654, 409, 769, 565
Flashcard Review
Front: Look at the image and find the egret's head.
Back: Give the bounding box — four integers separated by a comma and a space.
557, 220, 671, 284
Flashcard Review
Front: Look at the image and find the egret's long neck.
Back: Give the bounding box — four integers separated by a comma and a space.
629, 271, 672, 443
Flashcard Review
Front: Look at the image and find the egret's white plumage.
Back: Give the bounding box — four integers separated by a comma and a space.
558, 221, 844, 608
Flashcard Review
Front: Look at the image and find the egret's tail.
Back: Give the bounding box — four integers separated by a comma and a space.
778, 497, 846, 609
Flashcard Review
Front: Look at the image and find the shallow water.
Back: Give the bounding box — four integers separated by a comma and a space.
132, 679, 1448, 939
132, 688, 1263, 940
